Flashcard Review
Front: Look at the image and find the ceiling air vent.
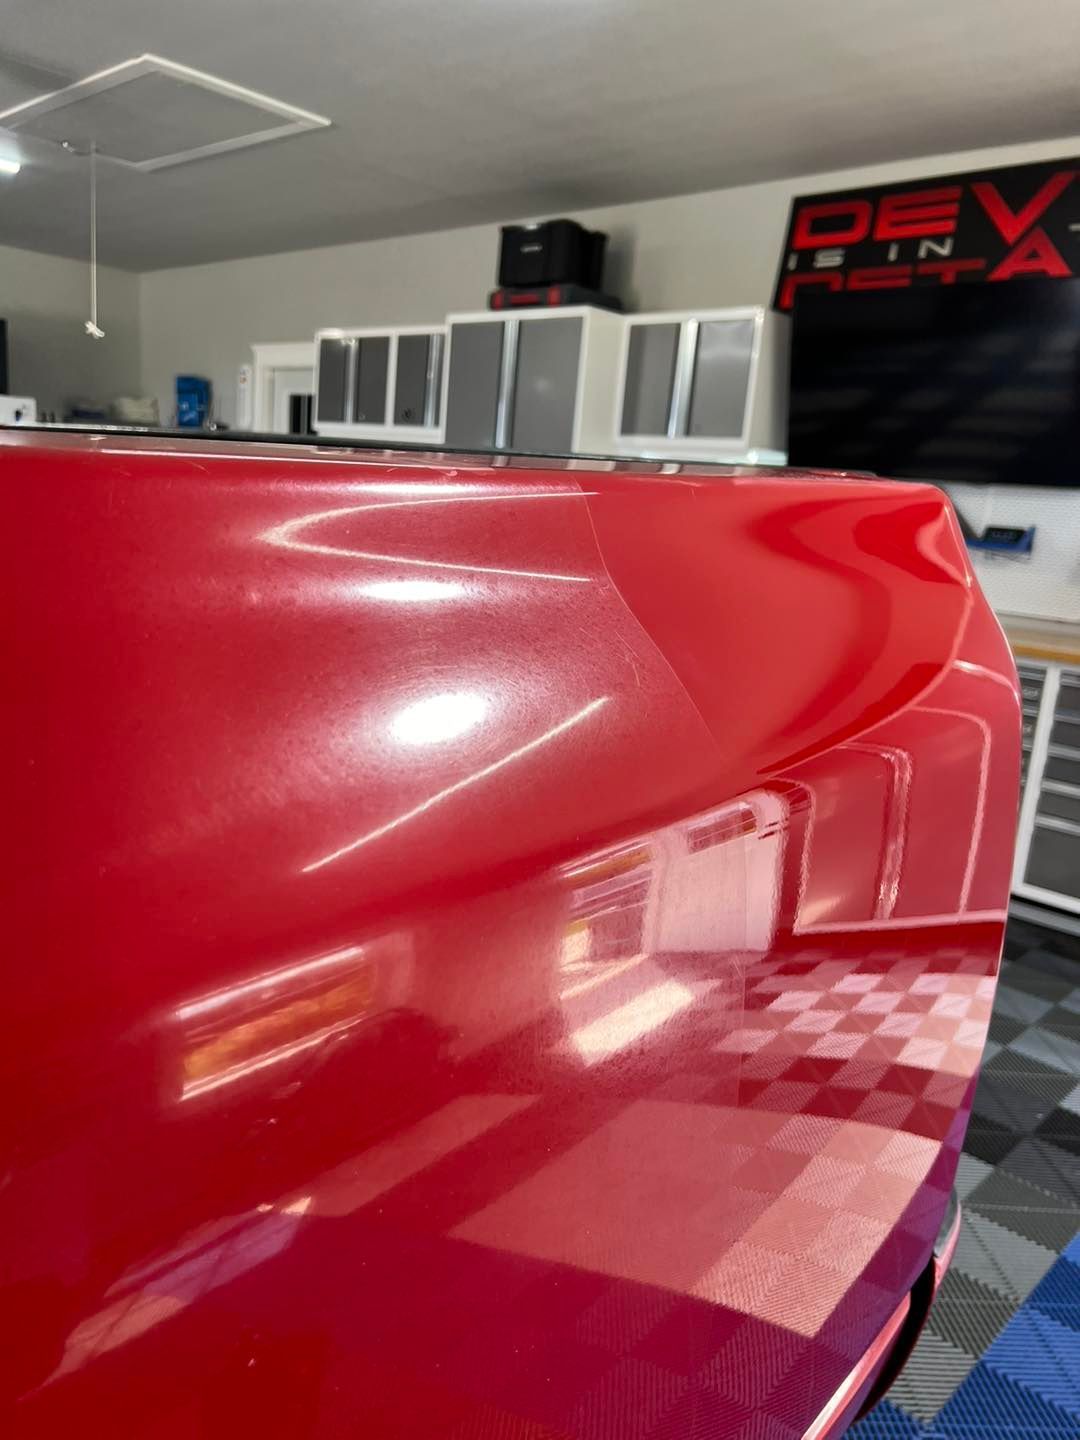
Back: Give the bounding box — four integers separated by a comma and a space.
0, 53, 330, 170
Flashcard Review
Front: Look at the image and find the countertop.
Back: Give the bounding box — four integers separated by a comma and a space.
1000, 614, 1080, 666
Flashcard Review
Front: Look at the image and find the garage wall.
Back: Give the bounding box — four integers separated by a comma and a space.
0, 243, 141, 414
949, 482, 1080, 623
139, 132, 1080, 428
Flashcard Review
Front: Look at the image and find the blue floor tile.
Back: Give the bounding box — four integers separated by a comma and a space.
1027, 1253, 1080, 1334
983, 1305, 1080, 1419
850, 1400, 927, 1438
932, 1362, 1080, 1438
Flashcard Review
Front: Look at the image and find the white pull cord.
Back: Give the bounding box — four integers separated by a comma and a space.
85, 142, 104, 339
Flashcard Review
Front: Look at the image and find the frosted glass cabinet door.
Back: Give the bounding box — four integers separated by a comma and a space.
352, 336, 390, 425
511, 317, 582, 454
687, 319, 755, 439
395, 334, 440, 426
317, 337, 351, 424
621, 322, 679, 436
445, 322, 505, 449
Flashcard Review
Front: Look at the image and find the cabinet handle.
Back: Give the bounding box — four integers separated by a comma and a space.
495, 319, 520, 450
344, 339, 358, 425
423, 333, 444, 430
667, 320, 699, 440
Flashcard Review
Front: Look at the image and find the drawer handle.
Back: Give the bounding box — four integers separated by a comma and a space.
1034, 814, 1080, 837
1041, 778, 1080, 800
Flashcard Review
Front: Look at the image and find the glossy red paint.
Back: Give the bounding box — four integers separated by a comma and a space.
2, 431, 1018, 1438
804, 1293, 911, 1440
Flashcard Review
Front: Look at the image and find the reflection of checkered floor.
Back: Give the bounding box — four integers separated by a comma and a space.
853, 913, 1080, 1439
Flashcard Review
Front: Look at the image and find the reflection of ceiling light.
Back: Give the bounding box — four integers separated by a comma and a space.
362, 579, 466, 603
0, 158, 21, 176
303, 696, 609, 873
390, 691, 488, 747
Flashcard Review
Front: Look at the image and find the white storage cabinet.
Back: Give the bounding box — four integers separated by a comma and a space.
614, 307, 790, 463
1014, 660, 1080, 915
442, 306, 624, 455
0, 396, 37, 425
314, 325, 446, 443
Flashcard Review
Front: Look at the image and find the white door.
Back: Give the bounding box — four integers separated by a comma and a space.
270, 367, 316, 434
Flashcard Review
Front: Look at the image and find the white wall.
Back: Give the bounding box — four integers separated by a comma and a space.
946, 484, 1080, 624
0, 244, 141, 414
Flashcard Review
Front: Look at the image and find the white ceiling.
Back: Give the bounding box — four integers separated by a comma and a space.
0, 0, 1078, 272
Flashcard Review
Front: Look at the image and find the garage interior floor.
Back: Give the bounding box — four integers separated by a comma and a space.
853, 913, 1080, 1439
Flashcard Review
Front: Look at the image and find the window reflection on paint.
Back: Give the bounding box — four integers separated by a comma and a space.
560, 841, 653, 976
571, 979, 696, 1064
173, 934, 411, 1101
558, 796, 785, 1065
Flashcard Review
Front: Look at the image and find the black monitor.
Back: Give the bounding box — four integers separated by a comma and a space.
787, 279, 1080, 486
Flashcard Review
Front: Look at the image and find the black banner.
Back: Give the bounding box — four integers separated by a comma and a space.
773, 158, 1080, 310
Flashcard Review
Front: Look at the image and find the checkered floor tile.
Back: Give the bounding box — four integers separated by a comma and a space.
852, 913, 1080, 1439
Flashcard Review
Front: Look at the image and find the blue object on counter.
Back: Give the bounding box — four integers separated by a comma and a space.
176, 375, 211, 428
967, 525, 1036, 556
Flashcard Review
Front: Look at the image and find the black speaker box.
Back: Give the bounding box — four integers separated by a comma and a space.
498, 220, 607, 290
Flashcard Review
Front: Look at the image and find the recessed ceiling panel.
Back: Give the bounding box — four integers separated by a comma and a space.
0, 53, 330, 170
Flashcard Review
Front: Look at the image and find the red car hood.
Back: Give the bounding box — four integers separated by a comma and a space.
2, 431, 1017, 1437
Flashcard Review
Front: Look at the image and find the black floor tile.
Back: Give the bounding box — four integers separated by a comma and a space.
1004, 919, 1060, 956
1001, 963, 1075, 1002
967, 1161, 1071, 1215
978, 1052, 1076, 1108
1040, 931, 1080, 964
1034, 1106, 1080, 1159
1014, 946, 1080, 983
999, 1136, 1080, 1205
963, 1118, 1021, 1168
987, 1012, 1026, 1046
1041, 1006, 1080, 1043
924, 1268, 1017, 1358
970, 1074, 1060, 1135
966, 1166, 1080, 1252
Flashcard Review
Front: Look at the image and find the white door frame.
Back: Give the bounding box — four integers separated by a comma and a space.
251, 341, 316, 433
